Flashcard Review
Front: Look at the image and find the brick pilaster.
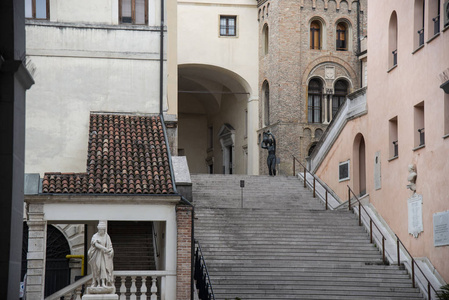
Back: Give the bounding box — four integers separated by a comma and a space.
176, 205, 193, 299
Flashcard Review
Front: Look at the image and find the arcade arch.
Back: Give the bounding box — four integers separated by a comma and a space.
178, 64, 254, 174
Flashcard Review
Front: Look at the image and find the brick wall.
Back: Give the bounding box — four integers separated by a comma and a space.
257, 0, 367, 175
176, 204, 193, 299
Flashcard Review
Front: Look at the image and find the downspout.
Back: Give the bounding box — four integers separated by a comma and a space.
357, 0, 362, 88
159, 0, 165, 115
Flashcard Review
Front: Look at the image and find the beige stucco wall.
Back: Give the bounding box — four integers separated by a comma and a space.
315, 0, 449, 282
25, 0, 177, 175
177, 0, 259, 174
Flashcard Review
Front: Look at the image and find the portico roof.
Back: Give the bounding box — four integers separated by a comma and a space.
41, 113, 175, 195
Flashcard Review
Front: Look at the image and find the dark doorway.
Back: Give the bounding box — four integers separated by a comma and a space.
22, 224, 71, 297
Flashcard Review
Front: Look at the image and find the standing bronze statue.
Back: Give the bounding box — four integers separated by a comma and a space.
261, 131, 277, 176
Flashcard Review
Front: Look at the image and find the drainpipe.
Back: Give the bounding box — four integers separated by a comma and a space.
159, 0, 165, 115
357, 0, 362, 88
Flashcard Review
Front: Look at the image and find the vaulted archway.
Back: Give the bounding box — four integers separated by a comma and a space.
178, 64, 252, 174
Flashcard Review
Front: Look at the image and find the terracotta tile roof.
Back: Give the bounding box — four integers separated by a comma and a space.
42, 114, 175, 195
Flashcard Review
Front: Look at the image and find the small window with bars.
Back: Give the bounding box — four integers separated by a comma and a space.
220, 16, 237, 36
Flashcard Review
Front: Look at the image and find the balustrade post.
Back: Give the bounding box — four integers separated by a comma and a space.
412, 259, 415, 288
151, 276, 158, 300
120, 276, 127, 300
428, 281, 431, 300
382, 238, 386, 263
313, 177, 316, 198
370, 219, 373, 243
325, 191, 328, 210
75, 287, 82, 300
303, 167, 306, 188
130, 276, 137, 300
397, 239, 401, 266
141, 276, 148, 300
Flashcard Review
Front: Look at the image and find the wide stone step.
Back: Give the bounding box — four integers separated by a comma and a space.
192, 175, 423, 300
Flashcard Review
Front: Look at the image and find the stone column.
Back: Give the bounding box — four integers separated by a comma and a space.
247, 96, 260, 175
26, 203, 47, 300
323, 94, 329, 124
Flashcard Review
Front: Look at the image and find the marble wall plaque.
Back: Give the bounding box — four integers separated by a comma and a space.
408, 194, 423, 238
374, 151, 381, 190
434, 210, 449, 247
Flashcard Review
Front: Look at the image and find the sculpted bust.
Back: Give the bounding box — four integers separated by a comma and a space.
407, 164, 417, 193
87, 221, 115, 294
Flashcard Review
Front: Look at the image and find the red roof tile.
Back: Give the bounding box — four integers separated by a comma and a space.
42, 113, 175, 195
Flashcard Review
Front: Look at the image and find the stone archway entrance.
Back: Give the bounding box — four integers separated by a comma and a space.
178, 64, 255, 175
353, 133, 366, 196
22, 224, 71, 297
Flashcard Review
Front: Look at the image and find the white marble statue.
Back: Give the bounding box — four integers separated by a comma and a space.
88, 221, 115, 294
407, 164, 417, 193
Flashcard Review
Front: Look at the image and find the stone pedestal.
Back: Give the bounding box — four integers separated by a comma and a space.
82, 294, 118, 300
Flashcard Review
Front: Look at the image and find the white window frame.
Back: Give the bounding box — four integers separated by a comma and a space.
339, 160, 350, 182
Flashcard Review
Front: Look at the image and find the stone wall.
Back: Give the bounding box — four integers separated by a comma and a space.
258, 0, 367, 175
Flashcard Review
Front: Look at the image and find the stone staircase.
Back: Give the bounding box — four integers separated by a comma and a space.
192, 174, 424, 300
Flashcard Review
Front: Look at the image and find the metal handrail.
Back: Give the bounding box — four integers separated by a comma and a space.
347, 186, 386, 263
292, 155, 335, 210
194, 240, 215, 300
395, 235, 438, 300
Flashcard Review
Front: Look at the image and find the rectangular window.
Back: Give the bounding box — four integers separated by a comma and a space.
120, 0, 148, 25
308, 94, 322, 123
220, 16, 237, 36
339, 160, 350, 182
25, 0, 49, 20
414, 102, 425, 148
389, 117, 398, 158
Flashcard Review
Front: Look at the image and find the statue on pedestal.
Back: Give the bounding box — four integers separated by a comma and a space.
87, 221, 115, 294
261, 131, 277, 176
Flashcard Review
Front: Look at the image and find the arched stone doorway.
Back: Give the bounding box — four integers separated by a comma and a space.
178, 64, 255, 174
22, 224, 71, 297
353, 133, 366, 196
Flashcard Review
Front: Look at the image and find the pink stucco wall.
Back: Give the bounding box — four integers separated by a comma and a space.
315, 0, 449, 282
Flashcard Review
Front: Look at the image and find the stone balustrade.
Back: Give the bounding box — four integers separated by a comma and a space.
46, 271, 176, 300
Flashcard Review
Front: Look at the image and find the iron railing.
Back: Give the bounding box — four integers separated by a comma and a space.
418, 128, 425, 146
293, 157, 441, 299
347, 186, 387, 263
392, 140, 398, 157
292, 155, 335, 210
396, 236, 438, 299
418, 28, 424, 47
194, 240, 215, 300
433, 15, 440, 35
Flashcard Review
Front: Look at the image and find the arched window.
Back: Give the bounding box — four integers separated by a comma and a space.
332, 80, 349, 117
414, 0, 425, 49
263, 81, 270, 126
388, 11, 398, 68
308, 79, 322, 123
263, 24, 269, 55
336, 22, 348, 50
310, 20, 322, 50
